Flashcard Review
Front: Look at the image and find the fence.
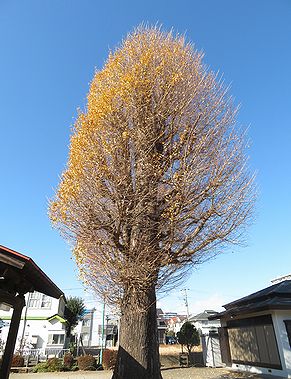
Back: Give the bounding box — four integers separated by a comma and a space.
20, 348, 70, 358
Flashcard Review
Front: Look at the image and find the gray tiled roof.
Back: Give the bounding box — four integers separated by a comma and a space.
210, 280, 291, 320
188, 309, 218, 322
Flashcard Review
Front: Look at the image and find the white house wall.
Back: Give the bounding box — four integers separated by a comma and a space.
0, 318, 66, 351
271, 310, 291, 378
0, 293, 64, 319
0, 292, 66, 353
193, 319, 221, 335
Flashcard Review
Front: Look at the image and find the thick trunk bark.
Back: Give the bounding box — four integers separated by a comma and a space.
112, 286, 162, 379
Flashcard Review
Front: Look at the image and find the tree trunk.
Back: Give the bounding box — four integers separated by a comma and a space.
112, 286, 162, 379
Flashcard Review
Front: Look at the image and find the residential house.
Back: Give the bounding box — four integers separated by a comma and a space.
75, 308, 118, 348
79, 308, 95, 347
187, 310, 222, 367
188, 310, 221, 336
166, 315, 187, 335
0, 244, 65, 378
157, 309, 188, 343
210, 280, 291, 378
0, 291, 67, 355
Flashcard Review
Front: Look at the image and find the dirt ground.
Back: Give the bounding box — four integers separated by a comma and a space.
9, 367, 276, 379
8, 345, 277, 378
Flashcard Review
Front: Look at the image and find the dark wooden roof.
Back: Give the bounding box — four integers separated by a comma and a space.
210, 281, 291, 320
0, 244, 64, 299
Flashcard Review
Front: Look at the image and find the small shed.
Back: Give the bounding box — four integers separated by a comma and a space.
210, 280, 291, 378
0, 245, 63, 379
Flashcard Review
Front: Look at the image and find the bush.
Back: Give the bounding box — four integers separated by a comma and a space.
77, 355, 96, 370
33, 362, 49, 373
63, 352, 74, 369
33, 357, 63, 373
11, 354, 24, 367
102, 349, 117, 370
47, 357, 63, 371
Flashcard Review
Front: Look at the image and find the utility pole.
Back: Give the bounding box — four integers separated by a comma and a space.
19, 292, 31, 353
104, 315, 110, 350
181, 289, 190, 319
99, 298, 106, 365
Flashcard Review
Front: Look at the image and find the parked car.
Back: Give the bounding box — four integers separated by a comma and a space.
166, 336, 177, 344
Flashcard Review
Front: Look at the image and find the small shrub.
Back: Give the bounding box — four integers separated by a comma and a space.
11, 354, 24, 367
77, 355, 96, 370
102, 349, 118, 370
63, 352, 74, 369
47, 357, 63, 371
33, 362, 49, 373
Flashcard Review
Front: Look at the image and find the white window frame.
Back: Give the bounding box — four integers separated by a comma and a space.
47, 333, 65, 345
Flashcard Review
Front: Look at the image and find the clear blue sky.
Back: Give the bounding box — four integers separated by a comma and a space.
0, 0, 290, 314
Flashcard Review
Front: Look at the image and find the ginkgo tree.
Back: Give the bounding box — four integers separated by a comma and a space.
49, 26, 255, 379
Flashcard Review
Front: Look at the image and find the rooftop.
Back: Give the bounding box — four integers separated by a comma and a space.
210, 280, 291, 320
188, 310, 218, 322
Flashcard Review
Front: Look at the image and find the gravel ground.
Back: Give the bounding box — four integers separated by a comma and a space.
9, 367, 275, 379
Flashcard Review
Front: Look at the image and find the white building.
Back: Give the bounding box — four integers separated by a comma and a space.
0, 291, 67, 355
75, 307, 118, 349
188, 310, 221, 336
166, 315, 187, 335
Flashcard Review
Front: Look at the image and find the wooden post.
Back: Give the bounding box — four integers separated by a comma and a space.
0, 295, 25, 379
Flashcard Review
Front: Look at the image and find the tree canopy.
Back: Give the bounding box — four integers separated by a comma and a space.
50, 27, 255, 307
49, 26, 255, 379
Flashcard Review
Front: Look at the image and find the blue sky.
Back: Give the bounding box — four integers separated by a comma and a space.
0, 0, 290, 314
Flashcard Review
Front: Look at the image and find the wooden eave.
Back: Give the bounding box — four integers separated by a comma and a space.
0, 244, 63, 299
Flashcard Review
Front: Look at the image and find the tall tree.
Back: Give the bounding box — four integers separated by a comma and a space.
49, 26, 255, 379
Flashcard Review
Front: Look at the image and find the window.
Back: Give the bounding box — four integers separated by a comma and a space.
41, 295, 52, 309
28, 292, 52, 309
28, 292, 41, 308
47, 334, 65, 345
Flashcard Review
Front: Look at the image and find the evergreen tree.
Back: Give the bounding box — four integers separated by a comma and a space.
177, 321, 200, 355
65, 296, 85, 336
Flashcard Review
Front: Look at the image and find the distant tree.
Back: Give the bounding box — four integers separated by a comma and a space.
65, 296, 85, 336
49, 26, 255, 379
177, 322, 200, 354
